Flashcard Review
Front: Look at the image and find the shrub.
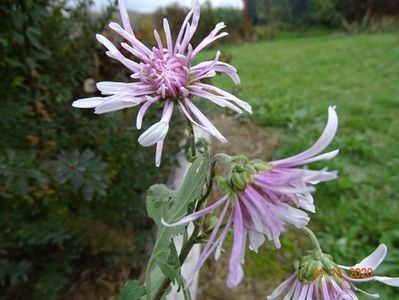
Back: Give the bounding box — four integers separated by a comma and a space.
0, 1, 181, 299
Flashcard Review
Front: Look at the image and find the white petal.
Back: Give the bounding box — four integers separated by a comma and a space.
96, 81, 133, 95
72, 97, 104, 108
353, 244, 387, 270
155, 140, 164, 167
118, 0, 133, 34
351, 285, 380, 298
94, 98, 139, 114
297, 194, 315, 213
267, 274, 296, 300
373, 276, 399, 287
272, 106, 338, 167
248, 231, 265, 253
138, 121, 169, 147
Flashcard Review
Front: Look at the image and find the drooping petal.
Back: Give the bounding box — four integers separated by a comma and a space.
296, 194, 316, 213
373, 276, 399, 287
180, 99, 228, 143
191, 83, 252, 113
185, 210, 233, 288
290, 149, 340, 167
306, 283, 314, 300
352, 244, 388, 270
298, 283, 310, 300
254, 171, 302, 186
272, 106, 339, 168
248, 231, 265, 253
138, 121, 169, 147
96, 81, 135, 95
267, 274, 296, 300
161, 196, 228, 227
272, 202, 310, 229
188, 200, 231, 278
192, 60, 241, 84
94, 96, 140, 114
227, 203, 245, 288
72, 97, 105, 108
189, 86, 243, 113
321, 277, 331, 300
214, 211, 234, 261
254, 180, 316, 194
136, 100, 154, 130
155, 140, 164, 167
350, 283, 379, 298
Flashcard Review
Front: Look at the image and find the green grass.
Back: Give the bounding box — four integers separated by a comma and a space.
210, 33, 399, 297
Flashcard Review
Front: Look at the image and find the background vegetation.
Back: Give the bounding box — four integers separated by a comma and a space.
0, 1, 183, 299
208, 32, 399, 299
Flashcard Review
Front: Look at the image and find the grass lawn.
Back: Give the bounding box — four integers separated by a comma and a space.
208, 32, 399, 297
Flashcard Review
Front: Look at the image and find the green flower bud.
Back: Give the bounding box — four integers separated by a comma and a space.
250, 159, 272, 172
218, 157, 273, 194
244, 164, 257, 175
296, 251, 341, 283
231, 172, 246, 191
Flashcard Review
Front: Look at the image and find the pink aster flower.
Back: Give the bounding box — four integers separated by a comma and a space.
163, 106, 339, 288
268, 244, 399, 299
72, 0, 251, 166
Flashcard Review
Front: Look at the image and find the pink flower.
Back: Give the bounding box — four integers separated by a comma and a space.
72, 0, 251, 167
163, 106, 339, 288
268, 244, 399, 299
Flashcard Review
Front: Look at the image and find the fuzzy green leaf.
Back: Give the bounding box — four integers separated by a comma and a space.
118, 281, 146, 300
146, 184, 177, 226
145, 154, 208, 300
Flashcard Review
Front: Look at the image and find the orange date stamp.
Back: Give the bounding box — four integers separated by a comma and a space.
312, 267, 374, 279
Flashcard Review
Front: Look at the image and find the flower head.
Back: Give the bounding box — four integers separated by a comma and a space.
163, 106, 339, 288
268, 244, 399, 299
72, 0, 251, 166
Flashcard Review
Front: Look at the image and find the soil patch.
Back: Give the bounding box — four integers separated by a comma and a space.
196, 114, 286, 300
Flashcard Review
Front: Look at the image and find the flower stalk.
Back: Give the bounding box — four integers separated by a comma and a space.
302, 226, 322, 254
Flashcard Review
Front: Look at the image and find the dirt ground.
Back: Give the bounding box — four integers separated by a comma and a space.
61, 114, 285, 300
196, 114, 283, 300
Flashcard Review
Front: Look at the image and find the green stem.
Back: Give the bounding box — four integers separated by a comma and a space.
186, 118, 196, 159
152, 153, 231, 299
153, 225, 201, 300
195, 153, 231, 211
303, 226, 323, 254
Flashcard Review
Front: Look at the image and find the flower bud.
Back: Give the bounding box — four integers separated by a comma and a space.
250, 159, 272, 172
297, 251, 341, 283
231, 172, 246, 191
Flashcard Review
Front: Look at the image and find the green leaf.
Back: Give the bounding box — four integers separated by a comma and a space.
155, 242, 181, 285
118, 281, 146, 300
157, 258, 179, 285
167, 241, 180, 268
146, 184, 177, 226
145, 154, 208, 300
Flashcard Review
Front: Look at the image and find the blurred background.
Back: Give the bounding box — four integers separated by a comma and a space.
0, 0, 398, 299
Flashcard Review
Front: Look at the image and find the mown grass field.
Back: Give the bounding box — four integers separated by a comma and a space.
208, 32, 399, 297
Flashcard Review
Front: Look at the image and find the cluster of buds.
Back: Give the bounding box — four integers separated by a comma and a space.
268, 245, 399, 299
297, 251, 342, 283
216, 156, 271, 193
